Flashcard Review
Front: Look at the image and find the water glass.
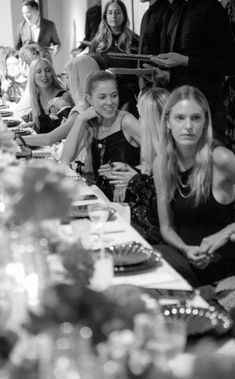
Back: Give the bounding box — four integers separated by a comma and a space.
150, 318, 187, 365
89, 251, 114, 291
113, 182, 127, 203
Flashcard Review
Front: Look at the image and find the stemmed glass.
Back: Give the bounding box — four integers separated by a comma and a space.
87, 203, 113, 290
87, 202, 110, 248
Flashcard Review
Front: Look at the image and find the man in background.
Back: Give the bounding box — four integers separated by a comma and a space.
138, 0, 169, 89
139, 0, 168, 56
150, 0, 235, 144
75, 0, 102, 54
15, 1, 61, 56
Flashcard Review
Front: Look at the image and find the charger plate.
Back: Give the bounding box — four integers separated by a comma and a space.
162, 303, 232, 336
106, 242, 161, 274
3, 118, 22, 127
0, 110, 13, 117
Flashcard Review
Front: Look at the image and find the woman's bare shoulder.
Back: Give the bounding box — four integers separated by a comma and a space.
213, 145, 235, 169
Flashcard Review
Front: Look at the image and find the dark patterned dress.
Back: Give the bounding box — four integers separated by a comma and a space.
125, 173, 162, 245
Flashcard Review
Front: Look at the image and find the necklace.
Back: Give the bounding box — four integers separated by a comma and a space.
176, 183, 191, 198
101, 125, 110, 133
177, 171, 191, 198
177, 174, 190, 188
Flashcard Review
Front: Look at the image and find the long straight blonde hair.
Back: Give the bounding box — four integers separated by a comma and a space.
138, 87, 169, 174
65, 55, 100, 108
28, 57, 64, 129
159, 85, 213, 205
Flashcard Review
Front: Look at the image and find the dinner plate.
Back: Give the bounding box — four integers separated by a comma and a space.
3, 118, 22, 127
0, 110, 13, 117
13, 127, 32, 136
162, 303, 232, 336
67, 204, 116, 220
106, 242, 162, 274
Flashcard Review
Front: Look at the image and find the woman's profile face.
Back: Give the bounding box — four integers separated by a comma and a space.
168, 98, 206, 147
106, 3, 125, 31
88, 79, 119, 119
34, 60, 53, 89
6, 56, 21, 78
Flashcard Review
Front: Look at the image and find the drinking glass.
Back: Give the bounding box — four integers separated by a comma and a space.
113, 182, 127, 203
88, 202, 109, 244
150, 317, 187, 370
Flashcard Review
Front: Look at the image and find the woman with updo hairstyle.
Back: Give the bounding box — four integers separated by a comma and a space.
98, 86, 169, 244
62, 70, 141, 197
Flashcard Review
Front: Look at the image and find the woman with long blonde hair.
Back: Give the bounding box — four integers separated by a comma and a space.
16, 55, 100, 147
156, 85, 235, 286
28, 57, 72, 133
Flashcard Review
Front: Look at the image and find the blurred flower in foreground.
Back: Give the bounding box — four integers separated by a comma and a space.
11, 161, 76, 225
0, 118, 17, 165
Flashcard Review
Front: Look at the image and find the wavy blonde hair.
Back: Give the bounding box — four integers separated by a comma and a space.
159, 85, 213, 205
138, 87, 169, 174
65, 55, 100, 107
90, 0, 133, 53
28, 57, 64, 129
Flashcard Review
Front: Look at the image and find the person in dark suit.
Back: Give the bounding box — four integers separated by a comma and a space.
138, 0, 169, 89
150, 0, 235, 144
139, 0, 169, 56
15, 1, 61, 56
77, 0, 102, 52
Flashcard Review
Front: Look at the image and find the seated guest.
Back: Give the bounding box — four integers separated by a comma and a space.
27, 57, 73, 133
90, 0, 139, 115
9, 43, 50, 119
1, 49, 27, 103
16, 55, 100, 147
98, 87, 169, 244
61, 70, 141, 196
156, 85, 235, 287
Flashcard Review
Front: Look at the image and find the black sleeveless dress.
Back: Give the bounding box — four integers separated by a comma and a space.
91, 111, 140, 199
171, 168, 235, 284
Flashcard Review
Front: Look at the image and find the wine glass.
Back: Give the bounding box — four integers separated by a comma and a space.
87, 202, 110, 247
149, 317, 187, 371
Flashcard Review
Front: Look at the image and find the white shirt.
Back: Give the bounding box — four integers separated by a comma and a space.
30, 22, 40, 42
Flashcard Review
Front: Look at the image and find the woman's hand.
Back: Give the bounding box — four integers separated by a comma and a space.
98, 162, 137, 185
184, 246, 210, 269
1, 79, 11, 92
200, 225, 233, 256
80, 106, 102, 123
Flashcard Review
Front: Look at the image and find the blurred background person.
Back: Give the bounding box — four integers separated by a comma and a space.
72, 0, 102, 55
0, 49, 27, 104
15, 1, 61, 56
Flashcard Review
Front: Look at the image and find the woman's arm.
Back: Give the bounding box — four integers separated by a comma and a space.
213, 145, 235, 183
199, 146, 235, 255
121, 113, 141, 146
21, 112, 78, 147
